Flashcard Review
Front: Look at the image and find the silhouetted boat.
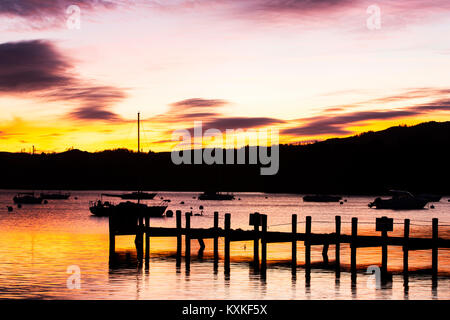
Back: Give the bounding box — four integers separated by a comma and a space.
303, 195, 342, 202
89, 113, 166, 217
368, 190, 429, 210
13, 192, 43, 204
40, 192, 70, 200
102, 191, 156, 200
89, 200, 167, 217
198, 191, 235, 200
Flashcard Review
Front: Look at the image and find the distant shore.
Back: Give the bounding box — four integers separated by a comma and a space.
1, 121, 449, 195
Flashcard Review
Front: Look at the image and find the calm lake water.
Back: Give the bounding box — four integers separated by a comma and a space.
0, 190, 449, 300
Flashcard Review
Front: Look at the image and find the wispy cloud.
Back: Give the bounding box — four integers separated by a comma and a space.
170, 98, 229, 109
0, 0, 123, 29
0, 40, 126, 122
282, 88, 450, 137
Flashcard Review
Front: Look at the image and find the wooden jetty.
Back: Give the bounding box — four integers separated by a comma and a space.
109, 211, 450, 286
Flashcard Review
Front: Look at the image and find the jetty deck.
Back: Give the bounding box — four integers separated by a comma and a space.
109, 211, 450, 286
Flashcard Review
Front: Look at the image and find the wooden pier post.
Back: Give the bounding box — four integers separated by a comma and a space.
322, 243, 329, 265
291, 214, 297, 274
213, 211, 219, 270
136, 216, 144, 261
351, 217, 358, 282
381, 228, 388, 278
185, 212, 191, 270
335, 216, 341, 276
145, 216, 150, 261
109, 215, 115, 255
197, 238, 205, 258
432, 218, 438, 286
305, 216, 311, 271
224, 213, 231, 275
261, 214, 267, 277
403, 219, 410, 280
176, 210, 182, 267
253, 212, 260, 271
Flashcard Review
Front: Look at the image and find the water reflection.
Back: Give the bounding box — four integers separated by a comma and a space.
1, 191, 449, 299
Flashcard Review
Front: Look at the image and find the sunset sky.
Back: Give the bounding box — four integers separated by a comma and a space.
1, 0, 450, 153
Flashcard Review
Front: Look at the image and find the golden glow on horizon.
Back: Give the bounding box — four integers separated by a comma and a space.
1, 2, 450, 153
1, 115, 448, 153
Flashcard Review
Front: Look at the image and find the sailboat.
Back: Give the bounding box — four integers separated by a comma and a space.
198, 191, 235, 200
102, 191, 156, 200
40, 191, 71, 200
368, 190, 429, 210
13, 192, 43, 204
89, 112, 167, 217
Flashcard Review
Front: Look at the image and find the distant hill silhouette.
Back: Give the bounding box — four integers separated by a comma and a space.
0, 121, 449, 195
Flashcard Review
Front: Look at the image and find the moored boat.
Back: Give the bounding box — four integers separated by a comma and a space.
89, 200, 167, 217
368, 190, 429, 210
303, 195, 342, 202
40, 192, 71, 200
198, 191, 235, 200
13, 192, 43, 204
103, 191, 157, 200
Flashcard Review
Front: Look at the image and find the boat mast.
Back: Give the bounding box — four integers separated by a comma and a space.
137, 112, 141, 202
137, 112, 140, 153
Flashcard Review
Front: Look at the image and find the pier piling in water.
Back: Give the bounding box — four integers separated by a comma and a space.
432, 218, 438, 286
253, 212, 260, 271
381, 228, 388, 278
145, 216, 150, 261
213, 211, 219, 270
185, 212, 191, 270
335, 216, 341, 276
291, 214, 297, 274
109, 215, 115, 255
403, 219, 410, 282
108, 211, 448, 288
176, 210, 182, 267
261, 214, 268, 277
305, 216, 311, 271
351, 217, 358, 283
224, 213, 231, 275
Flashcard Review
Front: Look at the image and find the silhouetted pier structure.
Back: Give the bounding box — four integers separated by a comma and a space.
109, 211, 450, 286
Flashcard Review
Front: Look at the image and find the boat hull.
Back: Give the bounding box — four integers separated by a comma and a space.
119, 193, 157, 200
303, 195, 342, 203
40, 193, 70, 200
90, 202, 167, 217
369, 198, 428, 210
198, 192, 235, 200
13, 196, 43, 204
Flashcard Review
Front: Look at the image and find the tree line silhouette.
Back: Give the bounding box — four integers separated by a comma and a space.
1, 121, 448, 195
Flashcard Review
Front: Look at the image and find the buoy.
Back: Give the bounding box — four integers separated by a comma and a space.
180, 201, 185, 204
238, 198, 241, 200
7, 206, 13, 212
340, 201, 344, 205
165, 210, 173, 217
